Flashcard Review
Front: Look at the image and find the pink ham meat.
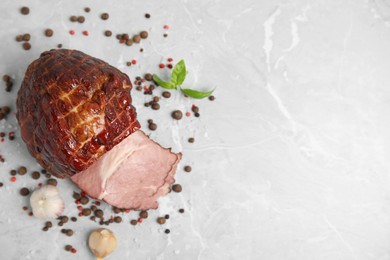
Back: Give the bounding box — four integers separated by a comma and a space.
71, 130, 182, 210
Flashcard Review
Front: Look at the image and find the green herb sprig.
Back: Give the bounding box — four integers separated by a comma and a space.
153, 60, 214, 99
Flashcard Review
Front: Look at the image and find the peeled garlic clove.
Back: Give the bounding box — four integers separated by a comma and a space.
88, 228, 117, 259
30, 185, 64, 219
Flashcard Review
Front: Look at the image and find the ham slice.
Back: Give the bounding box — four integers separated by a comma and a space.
71, 130, 182, 210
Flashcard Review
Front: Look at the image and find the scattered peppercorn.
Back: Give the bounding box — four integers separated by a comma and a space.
140, 31, 148, 39
184, 166, 192, 172
42, 227, 49, 232
0, 183, 3, 187
101, 13, 109, 20
104, 30, 112, 37
145, 13, 151, 19
165, 214, 170, 219
161, 91, 171, 99
31, 171, 40, 179
20, 187, 30, 196
66, 229, 74, 236
165, 229, 170, 234
65, 245, 72, 251
95, 209, 103, 218
84, 7, 91, 13
70, 16, 77, 22
45, 221, 52, 228
126, 39, 133, 46
82, 208, 91, 216
179, 208, 185, 213
148, 123, 157, 131
172, 110, 183, 120
114, 216, 122, 223
10, 170, 17, 176
18, 166, 27, 175
45, 29, 53, 37
22, 34, 30, 41
22, 42, 31, 50
59, 216, 69, 223
209, 95, 215, 101
191, 106, 199, 113
144, 73, 153, 81
151, 102, 160, 110
80, 196, 89, 205
57, 44, 62, 48
188, 137, 195, 143
77, 16, 85, 23
194, 112, 200, 117
163, 33, 168, 38
71, 217, 77, 222
133, 35, 141, 43
91, 205, 97, 211
130, 219, 138, 225
172, 184, 182, 193
167, 64, 173, 69
140, 211, 148, 219
47, 178, 57, 186
20, 6, 30, 15
157, 217, 166, 224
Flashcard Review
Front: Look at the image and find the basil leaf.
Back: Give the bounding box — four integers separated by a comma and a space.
180, 88, 215, 99
153, 74, 176, 89
171, 60, 186, 85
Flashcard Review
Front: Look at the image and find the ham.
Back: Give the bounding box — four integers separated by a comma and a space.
71, 131, 181, 210
17, 49, 182, 210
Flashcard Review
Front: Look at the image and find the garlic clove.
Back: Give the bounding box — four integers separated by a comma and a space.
88, 228, 117, 259
30, 185, 64, 219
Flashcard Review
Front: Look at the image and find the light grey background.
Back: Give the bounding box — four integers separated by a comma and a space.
1, 0, 390, 259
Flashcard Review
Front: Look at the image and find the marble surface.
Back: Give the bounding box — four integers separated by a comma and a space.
1, 0, 390, 259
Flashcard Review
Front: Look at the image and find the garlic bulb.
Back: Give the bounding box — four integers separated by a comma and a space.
30, 185, 64, 219
88, 228, 117, 259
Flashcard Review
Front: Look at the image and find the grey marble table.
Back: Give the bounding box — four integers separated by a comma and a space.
1, 0, 390, 259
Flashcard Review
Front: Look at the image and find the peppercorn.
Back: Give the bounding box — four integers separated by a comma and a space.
101, 13, 109, 20
95, 209, 103, 218
162, 91, 171, 98
140, 31, 148, 39
45, 29, 54, 37
82, 208, 92, 216
157, 217, 166, 224
188, 137, 195, 143
104, 30, 112, 37
66, 229, 74, 236
184, 166, 192, 172
165, 229, 170, 234
77, 16, 85, 23
171, 110, 183, 120
20, 7, 30, 15
114, 216, 122, 223
139, 211, 148, 219
19, 187, 30, 196
179, 209, 185, 213
31, 171, 40, 180
133, 35, 141, 43
130, 219, 138, 225
151, 102, 160, 110
148, 123, 157, 131
65, 245, 72, 251
172, 184, 182, 193
80, 196, 89, 205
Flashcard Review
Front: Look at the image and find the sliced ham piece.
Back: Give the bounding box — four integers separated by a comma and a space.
71, 130, 182, 210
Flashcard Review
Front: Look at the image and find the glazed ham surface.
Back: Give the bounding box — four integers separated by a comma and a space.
17, 49, 181, 210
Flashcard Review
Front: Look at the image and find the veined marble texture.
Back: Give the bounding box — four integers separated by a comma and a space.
1, 0, 390, 259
